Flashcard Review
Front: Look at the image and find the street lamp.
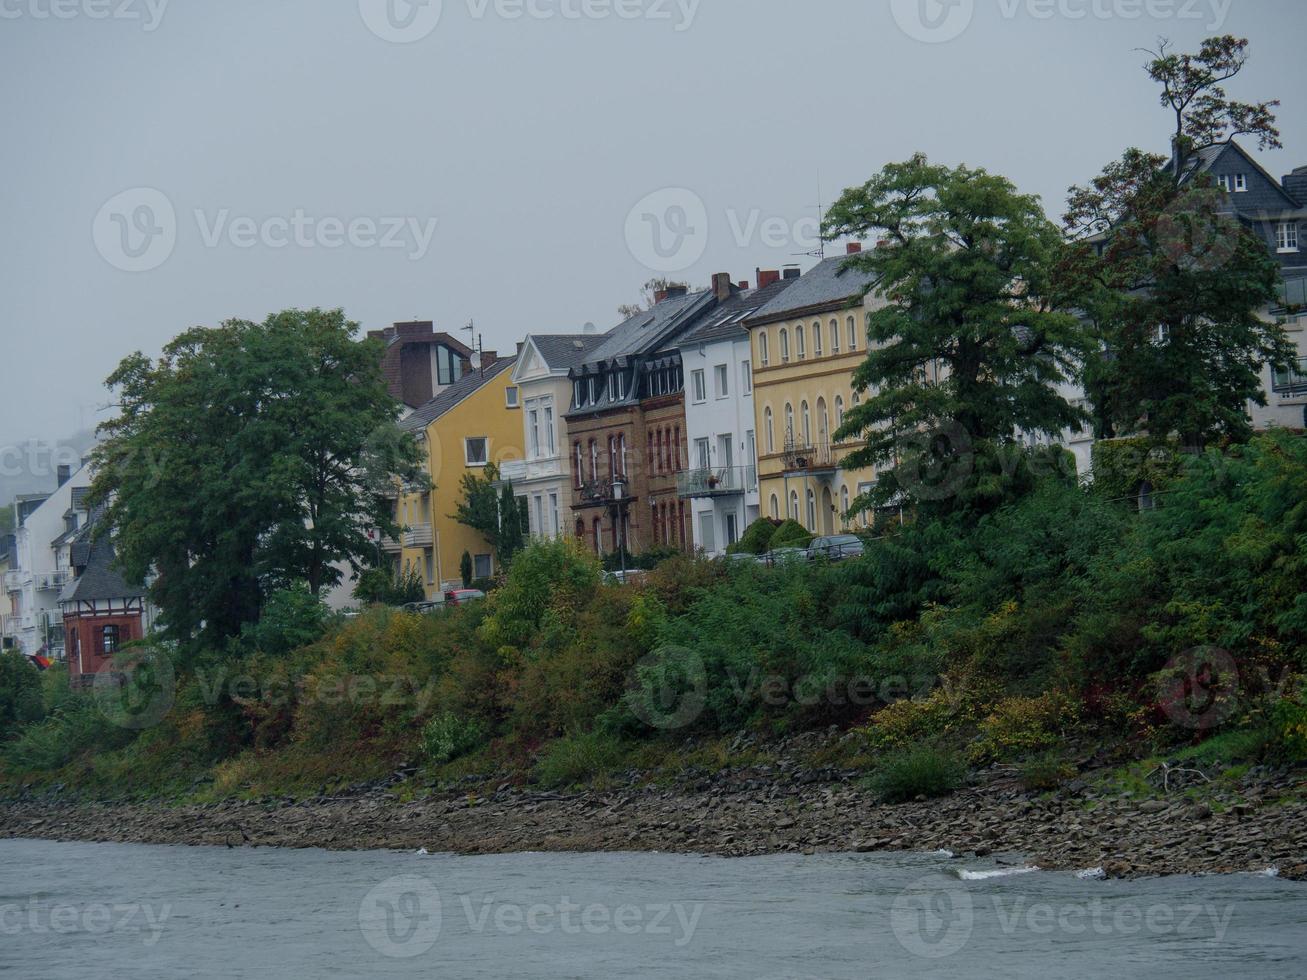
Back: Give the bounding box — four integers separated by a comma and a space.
611, 476, 628, 579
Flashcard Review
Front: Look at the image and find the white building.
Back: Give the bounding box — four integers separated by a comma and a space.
501, 333, 606, 540
676, 278, 796, 555
3, 464, 92, 658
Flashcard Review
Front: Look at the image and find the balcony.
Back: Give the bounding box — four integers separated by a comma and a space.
403, 524, 434, 548
1272, 357, 1307, 396
782, 439, 838, 476
35, 570, 70, 591
4, 570, 22, 593
677, 466, 754, 499
499, 457, 566, 484
1277, 277, 1306, 312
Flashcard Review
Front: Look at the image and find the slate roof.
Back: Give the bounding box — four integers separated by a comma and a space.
748, 255, 879, 324
69, 487, 91, 511
581, 289, 716, 368
530, 333, 608, 370
399, 356, 518, 432
678, 278, 799, 347
59, 524, 145, 604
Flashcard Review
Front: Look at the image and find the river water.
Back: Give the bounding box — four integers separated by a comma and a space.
1, 839, 1304, 978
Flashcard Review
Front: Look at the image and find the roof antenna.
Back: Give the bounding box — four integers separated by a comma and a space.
461, 319, 484, 376
793, 168, 828, 260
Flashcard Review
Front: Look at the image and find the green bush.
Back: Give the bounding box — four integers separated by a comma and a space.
867, 745, 965, 802
421, 712, 485, 765
0, 652, 45, 739
728, 518, 781, 555
769, 519, 813, 550
1018, 751, 1077, 791
534, 731, 626, 787
239, 585, 329, 656
4, 696, 135, 773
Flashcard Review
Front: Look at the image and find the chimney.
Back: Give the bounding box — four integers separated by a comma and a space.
782, 266, 801, 280
654, 288, 670, 304
846, 242, 862, 255
711, 272, 734, 301
1283, 166, 1307, 203
56, 465, 71, 488
665, 284, 688, 299
516, 341, 524, 356
756, 269, 781, 289
738, 280, 749, 290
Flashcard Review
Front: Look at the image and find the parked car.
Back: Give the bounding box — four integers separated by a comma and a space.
807, 534, 865, 562
400, 600, 444, 615
761, 546, 809, 567
443, 589, 486, 606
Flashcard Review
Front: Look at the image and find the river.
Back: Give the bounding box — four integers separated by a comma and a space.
1, 839, 1304, 978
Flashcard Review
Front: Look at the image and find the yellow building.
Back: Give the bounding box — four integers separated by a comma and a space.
397, 356, 521, 596
744, 252, 884, 535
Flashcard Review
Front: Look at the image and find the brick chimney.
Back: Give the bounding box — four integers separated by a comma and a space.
654, 288, 669, 304
665, 284, 688, 300
56, 465, 71, 488
711, 272, 734, 301
756, 269, 781, 289
846, 242, 862, 254
738, 280, 749, 290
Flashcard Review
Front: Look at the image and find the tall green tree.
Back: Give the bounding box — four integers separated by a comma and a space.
1062, 36, 1291, 449
452, 463, 528, 570
824, 155, 1088, 514
91, 308, 423, 648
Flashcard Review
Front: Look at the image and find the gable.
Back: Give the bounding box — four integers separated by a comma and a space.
1204, 143, 1300, 212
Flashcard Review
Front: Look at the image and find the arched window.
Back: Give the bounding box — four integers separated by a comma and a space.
759, 331, 770, 367
796, 325, 805, 360
789, 490, 799, 521
654, 430, 663, 474
813, 321, 823, 357
835, 395, 845, 430
575, 518, 585, 540
852, 392, 861, 408
672, 426, 681, 471
831, 318, 840, 354
806, 489, 816, 531
847, 315, 858, 351
764, 407, 774, 453
784, 403, 794, 444
573, 442, 584, 488
779, 328, 790, 363
617, 434, 627, 477
801, 401, 811, 444
608, 435, 616, 477
770, 494, 779, 519
840, 486, 850, 526
817, 397, 829, 444
592, 517, 601, 554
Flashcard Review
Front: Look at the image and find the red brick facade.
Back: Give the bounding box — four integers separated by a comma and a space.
64, 610, 144, 688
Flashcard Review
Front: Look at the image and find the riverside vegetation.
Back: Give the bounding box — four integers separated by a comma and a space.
2, 432, 1306, 872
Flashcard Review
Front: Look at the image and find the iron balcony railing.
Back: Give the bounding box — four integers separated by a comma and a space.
782, 439, 837, 473
1272, 356, 1307, 395
676, 465, 755, 498
35, 570, 70, 591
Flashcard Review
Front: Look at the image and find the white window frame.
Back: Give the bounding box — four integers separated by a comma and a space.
1217, 174, 1232, 192
713, 363, 729, 399
758, 331, 770, 367
813, 321, 823, 357
831, 318, 841, 354
1277, 221, 1299, 253
691, 369, 707, 404
464, 437, 489, 467
1235, 173, 1248, 192
741, 360, 752, 395
505, 386, 519, 408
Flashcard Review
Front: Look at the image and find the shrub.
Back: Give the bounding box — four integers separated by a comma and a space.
1018, 751, 1077, 791
1270, 695, 1307, 762
478, 538, 601, 661
729, 518, 781, 555
534, 731, 626, 787
863, 683, 983, 749
0, 652, 45, 739
239, 585, 329, 656
3, 696, 135, 773
868, 745, 964, 802
972, 692, 1080, 762
421, 712, 485, 765
769, 519, 813, 550
354, 565, 426, 606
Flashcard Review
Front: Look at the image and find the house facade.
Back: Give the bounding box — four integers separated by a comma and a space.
745, 250, 884, 534
368, 320, 480, 409
398, 356, 521, 595
675, 275, 796, 555
564, 281, 736, 557
3, 465, 91, 658
60, 520, 152, 689
501, 334, 606, 541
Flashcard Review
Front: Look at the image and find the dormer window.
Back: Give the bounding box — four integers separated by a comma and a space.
588, 377, 598, 403
607, 373, 617, 401
574, 380, 585, 407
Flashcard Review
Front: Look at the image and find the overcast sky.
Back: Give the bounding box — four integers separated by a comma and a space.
2, 0, 1304, 452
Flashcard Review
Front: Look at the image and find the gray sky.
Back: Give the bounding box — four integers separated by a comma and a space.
2, 0, 1304, 452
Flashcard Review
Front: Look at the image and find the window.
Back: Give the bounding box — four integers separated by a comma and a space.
592, 519, 601, 554
527, 407, 541, 458
608, 435, 617, 477
789, 490, 800, 521
796, 325, 806, 360
574, 442, 584, 487
101, 625, 121, 655
758, 331, 770, 367
588, 377, 598, 403
465, 437, 489, 466
425, 549, 435, 584
847, 316, 858, 351
714, 364, 729, 399
801, 400, 811, 444
608, 373, 617, 401
533, 495, 545, 538
574, 379, 585, 407
589, 440, 599, 480
474, 554, 492, 579
780, 328, 790, 363
1235, 173, 1248, 192
835, 395, 845, 429
691, 369, 707, 403
694, 437, 711, 470
813, 321, 823, 357
616, 371, 626, 400
770, 494, 780, 519
505, 386, 519, 408
806, 489, 816, 531
784, 403, 794, 443
617, 434, 627, 477
831, 318, 840, 354
840, 486, 850, 523
1278, 222, 1300, 253
817, 397, 829, 443
544, 405, 555, 455
765, 407, 774, 453
549, 493, 560, 537
741, 360, 752, 395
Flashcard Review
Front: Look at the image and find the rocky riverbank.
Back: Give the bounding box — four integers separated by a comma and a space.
3, 746, 1305, 879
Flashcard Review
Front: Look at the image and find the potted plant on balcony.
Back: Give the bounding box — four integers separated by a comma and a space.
707, 474, 720, 489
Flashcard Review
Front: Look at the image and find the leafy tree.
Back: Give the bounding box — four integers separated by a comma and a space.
824, 155, 1088, 514
1062, 36, 1291, 449
354, 564, 425, 606
617, 278, 691, 319
91, 308, 424, 649
0, 503, 14, 536
452, 463, 528, 570
238, 585, 329, 656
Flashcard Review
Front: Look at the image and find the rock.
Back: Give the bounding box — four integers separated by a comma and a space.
1139, 801, 1169, 814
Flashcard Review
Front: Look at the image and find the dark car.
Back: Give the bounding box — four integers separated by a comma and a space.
807, 534, 865, 562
